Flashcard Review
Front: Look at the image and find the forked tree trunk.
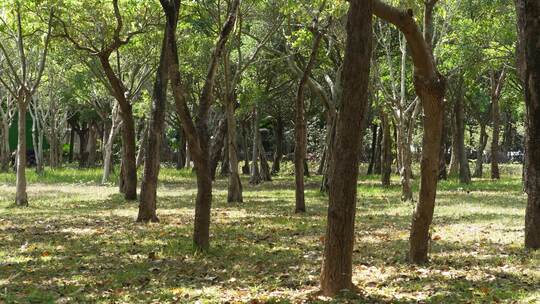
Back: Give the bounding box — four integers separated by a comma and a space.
516, 0, 540, 249
320, 0, 372, 295
137, 19, 170, 223
381, 112, 392, 187
15, 99, 28, 206
473, 123, 488, 177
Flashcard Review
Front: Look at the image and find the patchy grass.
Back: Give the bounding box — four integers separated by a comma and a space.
0, 164, 538, 303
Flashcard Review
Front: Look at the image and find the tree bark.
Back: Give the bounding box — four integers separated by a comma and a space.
320, 0, 372, 295
374, 124, 383, 174
455, 81, 471, 184
210, 116, 227, 180
367, 123, 378, 175
516, 0, 540, 249
473, 123, 488, 177
258, 133, 272, 182
448, 113, 459, 176
137, 16, 170, 223
225, 101, 243, 203
87, 123, 98, 167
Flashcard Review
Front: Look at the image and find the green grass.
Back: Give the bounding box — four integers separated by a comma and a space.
0, 163, 538, 303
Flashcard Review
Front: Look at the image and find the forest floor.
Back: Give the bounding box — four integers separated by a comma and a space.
0, 164, 538, 303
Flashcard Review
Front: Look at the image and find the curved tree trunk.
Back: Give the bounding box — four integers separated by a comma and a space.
320, 0, 372, 295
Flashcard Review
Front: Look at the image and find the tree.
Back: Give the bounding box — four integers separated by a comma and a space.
0, 2, 53, 206
57, 0, 157, 200
516, 0, 540, 249
164, 0, 239, 250
320, 0, 372, 295
374, 0, 446, 264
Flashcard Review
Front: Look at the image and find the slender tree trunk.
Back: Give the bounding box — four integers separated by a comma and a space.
210, 116, 227, 180
258, 133, 272, 182
320, 0, 372, 295
137, 21, 170, 223
241, 122, 250, 174
15, 100, 28, 206
374, 124, 383, 174
1, 117, 11, 172
87, 123, 98, 167
271, 116, 284, 175
250, 107, 261, 185
78, 129, 88, 168
176, 128, 186, 169
226, 98, 242, 202
381, 112, 392, 187
448, 113, 459, 175
473, 123, 488, 177
295, 30, 323, 213
220, 138, 229, 176
455, 84, 471, 184
119, 110, 138, 200
491, 96, 501, 179
516, 0, 540, 249
136, 121, 149, 168
68, 128, 74, 163
367, 123, 378, 175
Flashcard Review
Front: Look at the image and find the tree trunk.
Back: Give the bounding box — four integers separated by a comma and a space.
68, 128, 74, 163
490, 70, 506, 180
136, 121, 149, 168
448, 113, 459, 176
374, 0, 446, 264
271, 116, 284, 174
374, 124, 383, 174
473, 123, 488, 177
87, 123, 98, 167
249, 107, 261, 185
176, 128, 186, 169
320, 0, 372, 295
137, 20, 170, 223
225, 97, 243, 202
381, 112, 392, 187
78, 129, 88, 168
367, 123, 378, 175
220, 139, 229, 176
295, 30, 323, 213
241, 122, 250, 174
210, 116, 227, 180
102, 119, 121, 184
455, 83, 471, 184
1, 117, 11, 172
258, 132, 272, 182
15, 100, 28, 206
516, 0, 540, 249
119, 110, 138, 200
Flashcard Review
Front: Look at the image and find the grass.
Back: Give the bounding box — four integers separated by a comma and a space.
0, 163, 538, 303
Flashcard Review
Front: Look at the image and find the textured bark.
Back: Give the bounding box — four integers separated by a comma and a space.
137, 16, 171, 223
176, 129, 186, 169
516, 0, 540, 249
258, 134, 272, 182
320, 0, 372, 295
381, 112, 392, 187
448, 113, 459, 176
374, 0, 446, 264
241, 122, 250, 174
374, 124, 383, 174
87, 123, 98, 167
